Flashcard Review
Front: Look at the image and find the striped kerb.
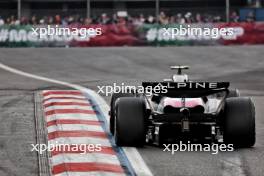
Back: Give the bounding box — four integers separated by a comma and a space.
42, 90, 126, 176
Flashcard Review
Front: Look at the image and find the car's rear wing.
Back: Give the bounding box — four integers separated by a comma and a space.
142, 82, 230, 97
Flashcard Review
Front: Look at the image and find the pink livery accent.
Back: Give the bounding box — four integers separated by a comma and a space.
163, 97, 204, 108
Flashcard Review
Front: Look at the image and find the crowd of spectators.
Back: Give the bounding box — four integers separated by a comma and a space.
0, 11, 256, 26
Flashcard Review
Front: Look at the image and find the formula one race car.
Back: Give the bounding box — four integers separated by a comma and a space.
109, 66, 255, 148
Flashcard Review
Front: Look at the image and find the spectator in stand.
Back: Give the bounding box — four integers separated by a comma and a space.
7, 15, 19, 25
1, 11, 261, 26
159, 11, 169, 24
39, 18, 45, 25
14, 17, 20, 25
99, 13, 110, 24
69, 15, 82, 26
176, 13, 185, 24
79, 17, 85, 25
169, 15, 176, 24
184, 12, 193, 23
146, 15, 155, 24
139, 14, 146, 24
20, 16, 28, 25
0, 16, 5, 26
230, 11, 239, 22
195, 13, 203, 23
133, 14, 146, 26
84, 17, 92, 25
55, 15, 62, 25
110, 13, 118, 24
132, 16, 142, 26
30, 15, 38, 25
213, 15, 222, 22
117, 15, 127, 25
68, 16, 74, 24
203, 14, 213, 23
61, 16, 69, 26
48, 16, 54, 24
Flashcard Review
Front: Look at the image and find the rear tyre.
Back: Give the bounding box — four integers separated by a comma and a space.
114, 97, 146, 146
223, 97, 255, 147
227, 89, 240, 98
110, 93, 133, 135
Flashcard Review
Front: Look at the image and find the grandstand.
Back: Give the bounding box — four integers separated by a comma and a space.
0, 0, 262, 19
0, 0, 264, 46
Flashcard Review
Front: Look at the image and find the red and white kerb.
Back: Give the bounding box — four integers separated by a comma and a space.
42, 90, 125, 176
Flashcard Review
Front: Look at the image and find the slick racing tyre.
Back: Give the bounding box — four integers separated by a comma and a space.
227, 89, 240, 98
110, 93, 134, 135
114, 97, 146, 146
223, 97, 255, 148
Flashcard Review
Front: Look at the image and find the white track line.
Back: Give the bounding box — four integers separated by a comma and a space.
47, 124, 104, 133
43, 95, 86, 99
43, 99, 88, 105
45, 105, 93, 111
46, 114, 99, 122
51, 153, 121, 166
0, 62, 153, 176
48, 137, 112, 147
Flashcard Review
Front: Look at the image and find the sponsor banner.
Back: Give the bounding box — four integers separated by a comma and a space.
139, 23, 264, 46
0, 23, 264, 47
0, 24, 140, 47
215, 22, 264, 45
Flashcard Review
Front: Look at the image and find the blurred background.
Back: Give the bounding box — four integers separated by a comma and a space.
0, 0, 264, 46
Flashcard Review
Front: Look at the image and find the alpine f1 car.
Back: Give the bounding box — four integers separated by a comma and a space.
109, 66, 255, 148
